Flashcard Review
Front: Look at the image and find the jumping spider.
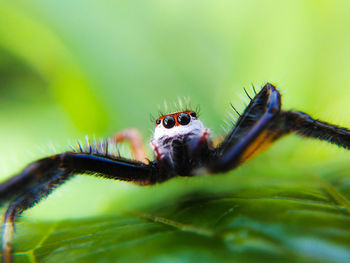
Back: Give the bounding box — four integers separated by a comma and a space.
1, 83, 350, 263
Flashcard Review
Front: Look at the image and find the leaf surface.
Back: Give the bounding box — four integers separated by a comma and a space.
5, 168, 350, 263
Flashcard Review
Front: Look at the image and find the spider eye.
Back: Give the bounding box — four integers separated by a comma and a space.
155, 118, 161, 125
190, 111, 197, 118
163, 116, 175, 129
177, 113, 190, 125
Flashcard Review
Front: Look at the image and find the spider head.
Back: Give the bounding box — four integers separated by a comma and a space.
150, 111, 209, 161
153, 111, 203, 138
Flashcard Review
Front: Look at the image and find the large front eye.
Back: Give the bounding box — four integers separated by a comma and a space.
163, 116, 175, 129
178, 113, 190, 125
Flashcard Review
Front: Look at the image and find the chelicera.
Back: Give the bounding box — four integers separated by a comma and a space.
1, 83, 350, 262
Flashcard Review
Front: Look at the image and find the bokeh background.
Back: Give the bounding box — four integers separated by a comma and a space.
0, 0, 350, 229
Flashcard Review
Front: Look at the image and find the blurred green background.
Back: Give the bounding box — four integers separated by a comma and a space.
0, 0, 350, 231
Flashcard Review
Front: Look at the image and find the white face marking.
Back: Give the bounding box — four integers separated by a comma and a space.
153, 118, 205, 141
150, 113, 209, 162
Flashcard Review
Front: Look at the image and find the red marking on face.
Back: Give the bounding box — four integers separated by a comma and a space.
199, 128, 210, 143
155, 111, 197, 127
150, 141, 162, 160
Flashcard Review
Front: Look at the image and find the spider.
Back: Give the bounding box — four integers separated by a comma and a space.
1, 83, 350, 263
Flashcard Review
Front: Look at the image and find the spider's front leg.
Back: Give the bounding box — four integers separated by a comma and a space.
209, 83, 282, 172
209, 83, 350, 173
278, 110, 350, 150
0, 150, 157, 263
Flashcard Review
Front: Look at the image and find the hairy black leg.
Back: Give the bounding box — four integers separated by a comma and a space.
210, 83, 350, 173
216, 83, 281, 155
2, 200, 18, 263
209, 83, 282, 172
0, 153, 157, 202
2, 201, 17, 263
279, 110, 350, 149
0, 153, 158, 262
63, 153, 157, 183
0, 156, 64, 203
2, 170, 70, 263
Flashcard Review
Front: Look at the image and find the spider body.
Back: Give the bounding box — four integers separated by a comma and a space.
1, 83, 350, 263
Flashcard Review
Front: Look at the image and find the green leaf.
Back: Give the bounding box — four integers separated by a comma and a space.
5, 168, 350, 263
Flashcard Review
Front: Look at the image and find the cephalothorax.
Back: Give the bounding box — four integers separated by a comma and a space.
1, 83, 350, 262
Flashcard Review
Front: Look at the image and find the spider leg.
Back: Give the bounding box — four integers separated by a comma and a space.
113, 128, 148, 163
0, 153, 157, 263
209, 83, 281, 172
278, 110, 350, 149
209, 83, 350, 173
2, 170, 69, 263
3, 199, 22, 263
2, 203, 16, 263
